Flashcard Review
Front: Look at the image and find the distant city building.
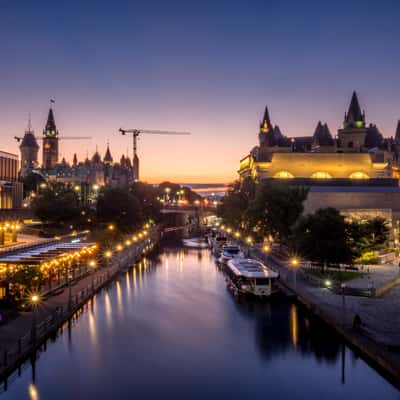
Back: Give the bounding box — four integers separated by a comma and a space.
0, 151, 23, 211
19, 118, 39, 177
239, 92, 400, 241
19, 107, 135, 190
42, 108, 59, 170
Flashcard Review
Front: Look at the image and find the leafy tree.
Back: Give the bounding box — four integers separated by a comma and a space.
22, 172, 46, 197
246, 181, 308, 244
32, 187, 81, 225
96, 187, 143, 231
130, 182, 162, 222
347, 217, 390, 255
294, 208, 353, 265
217, 178, 256, 229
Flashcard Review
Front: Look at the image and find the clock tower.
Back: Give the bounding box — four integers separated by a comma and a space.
42, 108, 59, 169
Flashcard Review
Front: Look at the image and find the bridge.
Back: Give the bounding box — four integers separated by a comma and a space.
161, 204, 217, 229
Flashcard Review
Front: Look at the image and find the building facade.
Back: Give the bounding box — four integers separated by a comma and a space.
239, 92, 400, 236
0, 151, 23, 212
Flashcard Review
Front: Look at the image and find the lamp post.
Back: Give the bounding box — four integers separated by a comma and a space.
89, 260, 97, 291
341, 283, 346, 328
291, 257, 299, 291
30, 294, 40, 344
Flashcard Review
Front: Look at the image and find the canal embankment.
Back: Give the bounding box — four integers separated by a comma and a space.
221, 232, 400, 384
0, 226, 161, 380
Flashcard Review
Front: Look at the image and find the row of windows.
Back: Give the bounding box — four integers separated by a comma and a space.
273, 171, 370, 179
0, 156, 18, 181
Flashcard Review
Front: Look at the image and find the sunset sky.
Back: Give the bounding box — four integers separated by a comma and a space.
1, 0, 400, 183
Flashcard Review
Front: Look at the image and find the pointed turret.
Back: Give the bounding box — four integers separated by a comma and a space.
73, 153, 78, 166
259, 105, 273, 134
42, 107, 59, 169
344, 91, 365, 129
20, 116, 39, 176
395, 120, 400, 144
104, 143, 113, 165
313, 121, 334, 146
43, 108, 58, 137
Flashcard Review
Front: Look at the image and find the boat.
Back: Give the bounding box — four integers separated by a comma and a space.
225, 258, 279, 297
182, 238, 208, 249
211, 235, 227, 256
218, 244, 243, 265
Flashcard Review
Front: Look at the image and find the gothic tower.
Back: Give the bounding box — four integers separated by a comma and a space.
20, 117, 39, 177
42, 108, 59, 169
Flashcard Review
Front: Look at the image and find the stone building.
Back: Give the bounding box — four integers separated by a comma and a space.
239, 92, 400, 238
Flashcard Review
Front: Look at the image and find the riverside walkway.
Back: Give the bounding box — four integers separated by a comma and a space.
0, 228, 159, 379
220, 233, 400, 382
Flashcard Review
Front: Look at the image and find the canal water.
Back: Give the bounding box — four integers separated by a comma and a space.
1, 240, 398, 399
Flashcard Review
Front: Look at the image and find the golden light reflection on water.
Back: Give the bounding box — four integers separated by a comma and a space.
28, 383, 39, 400
116, 281, 123, 315
290, 303, 299, 349
88, 310, 97, 345
132, 268, 137, 291
105, 292, 112, 326
126, 271, 131, 301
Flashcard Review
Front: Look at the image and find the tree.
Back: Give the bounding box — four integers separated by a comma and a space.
22, 172, 46, 197
96, 187, 143, 231
130, 182, 162, 222
347, 216, 390, 255
32, 188, 81, 225
246, 181, 308, 244
217, 178, 256, 229
294, 208, 353, 265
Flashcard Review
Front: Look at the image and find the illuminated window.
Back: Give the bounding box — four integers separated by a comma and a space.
274, 171, 294, 179
310, 172, 332, 179
349, 172, 369, 179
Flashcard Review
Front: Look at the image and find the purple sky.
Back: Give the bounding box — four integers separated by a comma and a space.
1, 0, 400, 183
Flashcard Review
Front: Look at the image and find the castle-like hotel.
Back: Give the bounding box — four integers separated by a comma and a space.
239, 92, 400, 237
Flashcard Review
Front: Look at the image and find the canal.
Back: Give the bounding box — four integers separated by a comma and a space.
1, 239, 398, 399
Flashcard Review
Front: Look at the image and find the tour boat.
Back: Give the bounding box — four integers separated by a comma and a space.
182, 238, 208, 249
218, 244, 243, 265
225, 258, 279, 297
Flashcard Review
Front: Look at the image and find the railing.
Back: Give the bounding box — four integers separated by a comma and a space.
0, 228, 159, 380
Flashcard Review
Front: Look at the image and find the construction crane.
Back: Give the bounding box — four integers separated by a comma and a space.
14, 135, 91, 142
118, 128, 190, 181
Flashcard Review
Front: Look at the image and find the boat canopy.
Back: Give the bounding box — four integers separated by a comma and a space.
228, 259, 279, 279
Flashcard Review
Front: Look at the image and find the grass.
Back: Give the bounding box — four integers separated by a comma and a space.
304, 268, 364, 284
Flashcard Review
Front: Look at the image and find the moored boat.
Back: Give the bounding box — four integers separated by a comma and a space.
225, 258, 279, 297
182, 238, 208, 249
218, 244, 243, 265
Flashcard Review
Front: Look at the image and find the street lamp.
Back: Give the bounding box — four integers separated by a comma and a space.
263, 244, 270, 253
290, 257, 300, 291
30, 294, 40, 344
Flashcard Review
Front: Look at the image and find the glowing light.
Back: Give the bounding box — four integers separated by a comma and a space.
28, 383, 39, 400
274, 171, 294, 179
325, 279, 332, 287
234, 231, 240, 238
246, 236, 253, 244
89, 260, 96, 267
291, 257, 299, 267
31, 294, 40, 303
263, 244, 270, 253
108, 224, 115, 231
310, 171, 332, 179
116, 244, 123, 251
349, 171, 369, 179
105, 250, 112, 258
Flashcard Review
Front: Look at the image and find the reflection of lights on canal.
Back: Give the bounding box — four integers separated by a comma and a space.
116, 281, 123, 315
28, 383, 39, 400
290, 304, 299, 349
88, 310, 97, 346
105, 292, 112, 327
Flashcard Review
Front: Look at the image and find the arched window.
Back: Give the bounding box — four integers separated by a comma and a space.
349, 172, 369, 179
310, 171, 332, 179
273, 171, 294, 179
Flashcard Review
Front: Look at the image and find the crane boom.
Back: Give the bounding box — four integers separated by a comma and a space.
118, 127, 191, 181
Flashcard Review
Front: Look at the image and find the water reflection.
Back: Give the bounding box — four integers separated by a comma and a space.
0, 242, 398, 400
